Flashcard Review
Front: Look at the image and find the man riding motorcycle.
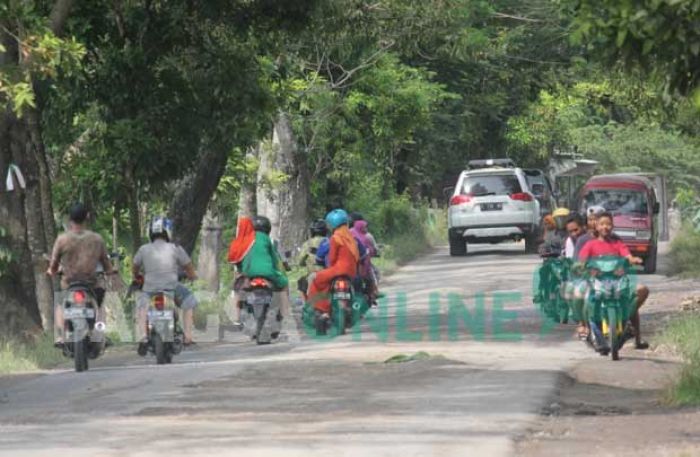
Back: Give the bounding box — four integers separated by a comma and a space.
578, 211, 649, 350
133, 217, 198, 350
47, 202, 114, 346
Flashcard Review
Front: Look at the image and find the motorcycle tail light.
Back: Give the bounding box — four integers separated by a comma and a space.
334, 279, 350, 292
73, 290, 86, 304
251, 278, 267, 288
153, 294, 166, 310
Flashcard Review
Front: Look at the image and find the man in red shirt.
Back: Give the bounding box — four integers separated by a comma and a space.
579, 212, 649, 349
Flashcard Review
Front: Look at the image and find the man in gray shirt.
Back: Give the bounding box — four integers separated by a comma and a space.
133, 217, 198, 348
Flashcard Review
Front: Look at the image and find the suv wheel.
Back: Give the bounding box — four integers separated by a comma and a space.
643, 245, 657, 274
449, 232, 467, 256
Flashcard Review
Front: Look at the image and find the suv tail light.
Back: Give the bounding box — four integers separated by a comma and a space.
333, 279, 350, 292
153, 294, 166, 310
510, 192, 533, 202
72, 290, 86, 304
450, 194, 472, 206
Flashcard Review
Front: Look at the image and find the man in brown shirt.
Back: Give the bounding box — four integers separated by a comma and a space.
47, 203, 114, 345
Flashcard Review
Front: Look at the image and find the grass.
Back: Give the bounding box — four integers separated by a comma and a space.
0, 333, 66, 375
669, 224, 700, 277
657, 313, 700, 405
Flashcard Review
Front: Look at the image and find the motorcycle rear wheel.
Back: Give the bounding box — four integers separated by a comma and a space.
74, 336, 88, 372
153, 333, 169, 365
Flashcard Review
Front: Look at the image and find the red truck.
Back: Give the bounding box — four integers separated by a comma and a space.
578, 174, 660, 273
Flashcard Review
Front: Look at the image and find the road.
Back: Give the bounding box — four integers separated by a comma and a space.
0, 243, 674, 456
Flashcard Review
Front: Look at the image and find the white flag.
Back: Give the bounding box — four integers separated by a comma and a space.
5, 164, 26, 192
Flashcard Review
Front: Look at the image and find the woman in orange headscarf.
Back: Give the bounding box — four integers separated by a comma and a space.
308, 209, 359, 315
227, 216, 257, 325
228, 216, 256, 265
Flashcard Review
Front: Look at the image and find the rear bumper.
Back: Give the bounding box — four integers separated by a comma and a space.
450, 224, 535, 242
622, 240, 655, 256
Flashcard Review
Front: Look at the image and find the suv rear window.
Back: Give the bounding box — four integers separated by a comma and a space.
461, 174, 522, 196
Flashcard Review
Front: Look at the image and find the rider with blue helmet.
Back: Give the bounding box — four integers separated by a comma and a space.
307, 209, 361, 316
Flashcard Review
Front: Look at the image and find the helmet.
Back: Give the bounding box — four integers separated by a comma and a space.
348, 211, 364, 228
587, 205, 606, 218
325, 209, 349, 230
149, 216, 173, 242
310, 219, 328, 237
552, 207, 570, 230
252, 215, 272, 234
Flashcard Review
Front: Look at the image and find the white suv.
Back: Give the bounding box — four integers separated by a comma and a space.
447, 163, 542, 256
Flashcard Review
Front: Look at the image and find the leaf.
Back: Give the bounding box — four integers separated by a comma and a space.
616, 29, 628, 48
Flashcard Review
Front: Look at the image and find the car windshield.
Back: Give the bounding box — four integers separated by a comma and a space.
582, 189, 648, 215
462, 174, 522, 196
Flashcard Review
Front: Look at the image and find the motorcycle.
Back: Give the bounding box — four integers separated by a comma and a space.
141, 290, 183, 364
240, 277, 282, 344
60, 282, 106, 372
585, 257, 635, 361
312, 276, 368, 336
536, 253, 571, 324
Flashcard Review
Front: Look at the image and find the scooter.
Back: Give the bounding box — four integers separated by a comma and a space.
60, 282, 106, 372
141, 290, 183, 364
241, 277, 282, 344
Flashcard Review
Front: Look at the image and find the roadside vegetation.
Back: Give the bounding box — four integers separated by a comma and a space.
0, 334, 66, 375
669, 224, 700, 277
658, 314, 700, 405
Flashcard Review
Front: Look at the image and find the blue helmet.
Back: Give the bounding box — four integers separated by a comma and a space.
325, 209, 349, 230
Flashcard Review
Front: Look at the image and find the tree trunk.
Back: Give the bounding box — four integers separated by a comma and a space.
237, 146, 258, 219
256, 112, 310, 254
169, 145, 230, 255
25, 107, 56, 248
197, 209, 222, 292
15, 127, 54, 331
126, 169, 141, 254
0, 112, 46, 335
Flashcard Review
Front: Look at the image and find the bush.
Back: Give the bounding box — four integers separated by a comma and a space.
669, 224, 700, 277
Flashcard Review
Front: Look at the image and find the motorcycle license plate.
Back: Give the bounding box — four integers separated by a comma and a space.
480, 203, 502, 211
148, 310, 174, 320
64, 307, 95, 319
333, 292, 352, 300
247, 295, 272, 306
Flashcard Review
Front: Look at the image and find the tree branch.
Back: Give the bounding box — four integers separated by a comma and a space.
49, 0, 75, 36
492, 12, 543, 23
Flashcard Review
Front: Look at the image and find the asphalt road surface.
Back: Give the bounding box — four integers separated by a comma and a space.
0, 242, 672, 456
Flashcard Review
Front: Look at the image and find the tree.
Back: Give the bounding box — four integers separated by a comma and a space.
571, 0, 700, 98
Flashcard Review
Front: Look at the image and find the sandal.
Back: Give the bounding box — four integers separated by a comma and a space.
635, 340, 649, 350
576, 325, 589, 341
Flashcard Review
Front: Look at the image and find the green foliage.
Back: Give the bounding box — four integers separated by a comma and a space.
658, 313, 700, 405
669, 224, 700, 277
507, 76, 700, 198
571, 0, 700, 97
0, 2, 86, 116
